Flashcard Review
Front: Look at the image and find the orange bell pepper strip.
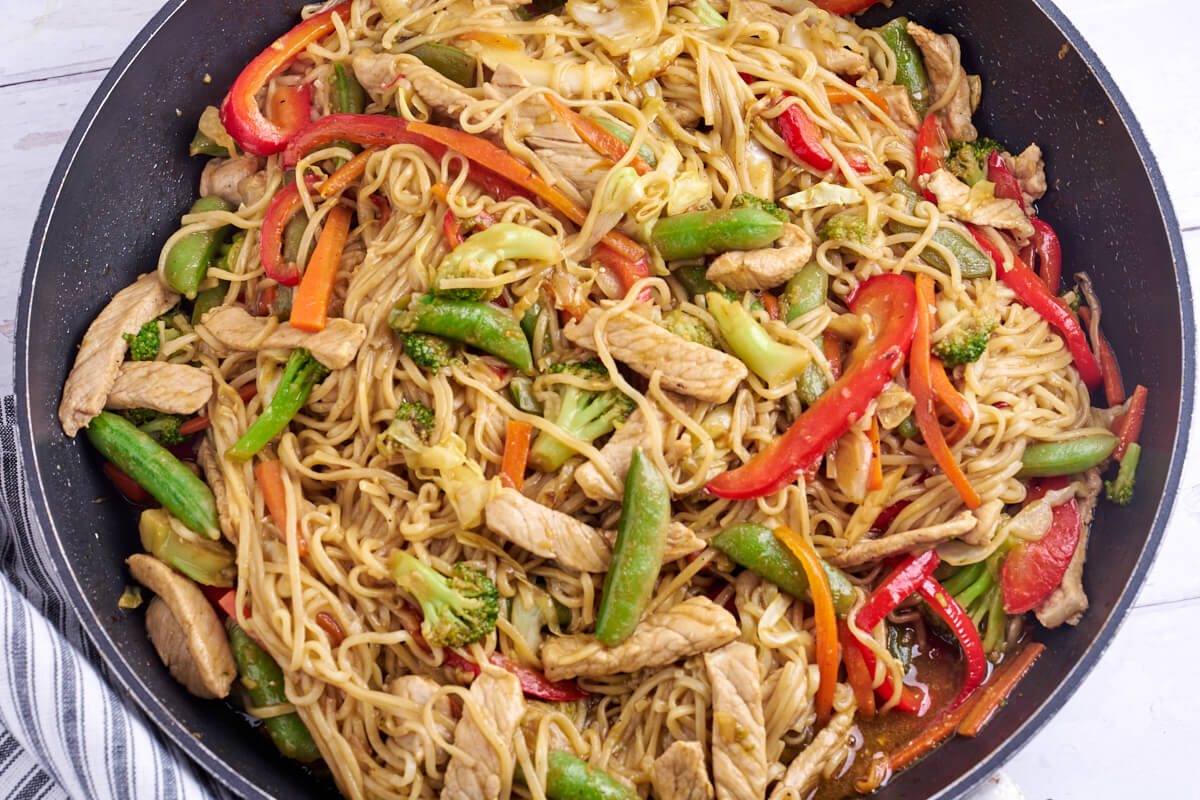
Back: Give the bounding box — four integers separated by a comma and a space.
500, 419, 533, 491
255, 459, 308, 557
320, 147, 379, 199
930, 356, 974, 443
775, 525, 838, 725
544, 94, 653, 175
911, 274, 981, 508
866, 416, 883, 491
825, 85, 890, 114
290, 204, 353, 332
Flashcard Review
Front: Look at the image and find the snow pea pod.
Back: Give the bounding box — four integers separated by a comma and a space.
1018, 434, 1118, 478
891, 179, 993, 279
391, 295, 534, 374
652, 207, 784, 262
879, 18, 930, 118
163, 196, 235, 299
544, 751, 636, 800
409, 42, 477, 87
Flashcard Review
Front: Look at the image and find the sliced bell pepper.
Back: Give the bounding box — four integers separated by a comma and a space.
441, 650, 587, 701
777, 102, 870, 174
825, 85, 890, 115
916, 575, 987, 709
1078, 305, 1124, 407
1028, 218, 1062, 291
319, 146, 379, 199
219, 2, 351, 155
1112, 384, 1147, 461
705, 273, 917, 499
500, 419, 533, 491
812, 0, 885, 13
986, 151, 1024, 206
970, 228, 1103, 390
1001, 477, 1081, 613
775, 526, 839, 724
544, 93, 652, 175
259, 174, 321, 286
930, 355, 974, 443
102, 461, 150, 505
915, 114, 946, 202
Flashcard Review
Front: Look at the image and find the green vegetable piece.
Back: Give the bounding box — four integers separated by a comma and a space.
390, 551, 499, 647
139, 508, 234, 587
282, 211, 309, 265
891, 179, 993, 279
509, 375, 543, 415
226, 349, 329, 461
796, 354, 827, 407
123, 319, 161, 361
671, 264, 738, 302
226, 621, 322, 762
1105, 442, 1141, 506
191, 283, 228, 325
689, 0, 727, 27
595, 119, 658, 167
409, 42, 477, 87
781, 262, 828, 323
1017, 433, 1119, 478
711, 522, 855, 616
596, 449, 671, 646
188, 129, 229, 157
401, 332, 456, 374
515, 0, 565, 19
879, 18, 931, 118
819, 213, 875, 245
390, 295, 534, 374
85, 412, 219, 539
731, 192, 789, 222
660, 308, 716, 348
544, 751, 636, 800
932, 312, 998, 367
332, 62, 367, 114
529, 360, 633, 472
896, 413, 921, 440
163, 196, 235, 300
946, 137, 1004, 187
124, 409, 186, 446
886, 622, 914, 673
652, 207, 785, 262
433, 223, 561, 302
707, 292, 811, 385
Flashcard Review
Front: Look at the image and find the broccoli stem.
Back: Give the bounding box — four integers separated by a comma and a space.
227, 349, 328, 460
1105, 442, 1141, 505
706, 292, 811, 384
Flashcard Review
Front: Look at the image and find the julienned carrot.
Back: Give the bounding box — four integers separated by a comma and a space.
178, 382, 259, 436
320, 146, 379, 198
911, 275, 981, 509
775, 525, 838, 725
761, 292, 780, 321
866, 416, 883, 491
1078, 305, 1125, 407
455, 30, 522, 50
290, 204, 353, 332
957, 641, 1046, 736
840, 621, 876, 720
930, 356, 974, 443
825, 85, 890, 114
823, 334, 842, 380
886, 699, 974, 773
1112, 384, 1147, 461
543, 93, 652, 175
255, 459, 309, 557
500, 419, 533, 491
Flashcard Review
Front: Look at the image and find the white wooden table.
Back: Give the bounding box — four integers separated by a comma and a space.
4, 1, 1198, 797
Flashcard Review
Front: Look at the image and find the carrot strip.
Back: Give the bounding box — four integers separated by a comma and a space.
930, 356, 974, 444
825, 85, 890, 114
590, 244, 650, 302
255, 459, 309, 557
319, 146, 378, 198
887, 700, 974, 773
958, 641, 1046, 736
1078, 305, 1125, 407
866, 416, 883, 491
500, 419, 533, 491
840, 621, 876, 720
775, 526, 839, 725
823, 334, 842, 380
544, 93, 652, 175
430, 181, 451, 205
1112, 384, 1147, 461
911, 275, 980, 508
179, 382, 258, 436
290, 204, 353, 332
455, 30, 522, 50
761, 292, 780, 321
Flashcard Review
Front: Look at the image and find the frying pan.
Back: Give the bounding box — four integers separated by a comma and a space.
16, 1, 1192, 798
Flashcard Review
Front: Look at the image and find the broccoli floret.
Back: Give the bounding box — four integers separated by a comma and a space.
528, 360, 635, 472
123, 320, 161, 361
706, 292, 812, 385
931, 311, 998, 367
119, 409, 187, 445
660, 309, 716, 348
379, 401, 437, 455
402, 332, 456, 374
819, 213, 875, 245
1105, 442, 1140, 506
946, 137, 1004, 187
432, 223, 560, 302
731, 192, 788, 222
390, 551, 499, 648
1061, 289, 1081, 312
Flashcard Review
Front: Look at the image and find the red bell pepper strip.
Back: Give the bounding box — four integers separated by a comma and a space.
591, 243, 651, 301
203, 587, 244, 620
840, 621, 876, 720
869, 499, 911, 534
1111, 384, 1147, 461
970, 228, 1103, 390
442, 209, 465, 248
912, 274, 981, 508
778, 103, 834, 171
1028, 218, 1063, 291
103, 461, 150, 504
916, 575, 987, 709
1078, 306, 1124, 407
219, 2, 351, 156
915, 114, 947, 201
267, 84, 312, 142
178, 382, 259, 437
259, 174, 321, 286
812, 0, 886, 13
706, 273, 916, 499
986, 151, 1024, 206
441, 650, 588, 701
1001, 477, 1081, 613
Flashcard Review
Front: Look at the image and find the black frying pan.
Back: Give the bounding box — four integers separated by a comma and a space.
16, 1, 1193, 798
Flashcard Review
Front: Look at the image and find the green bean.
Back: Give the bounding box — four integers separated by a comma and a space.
85, 412, 219, 539
891, 179, 993, 279
509, 375, 542, 415
1017, 434, 1118, 477
409, 43, 477, 87
594, 119, 658, 168
332, 63, 367, 115
879, 18, 931, 118
711, 523, 855, 616
652, 207, 784, 262
227, 349, 329, 461
596, 449, 670, 646
163, 196, 234, 299
545, 751, 636, 800
781, 262, 827, 323
191, 283, 228, 325
226, 622, 322, 763
391, 296, 534, 374
671, 264, 737, 302
139, 508, 234, 587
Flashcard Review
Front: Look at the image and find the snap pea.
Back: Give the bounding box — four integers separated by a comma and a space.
671, 264, 738, 302
191, 283, 228, 325
332, 63, 367, 115
85, 412, 219, 539
596, 448, 670, 646
711, 522, 855, 616
891, 179, 992, 279
282, 212, 309, 264
796, 345, 827, 407
163, 196, 235, 299
781, 262, 827, 323
879, 18, 931, 118
544, 751, 636, 800
1017, 433, 1118, 478
652, 207, 785, 262
226, 621, 322, 763
391, 295, 534, 374
139, 508, 234, 587
509, 375, 542, 415
409, 42, 477, 87
594, 119, 658, 168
